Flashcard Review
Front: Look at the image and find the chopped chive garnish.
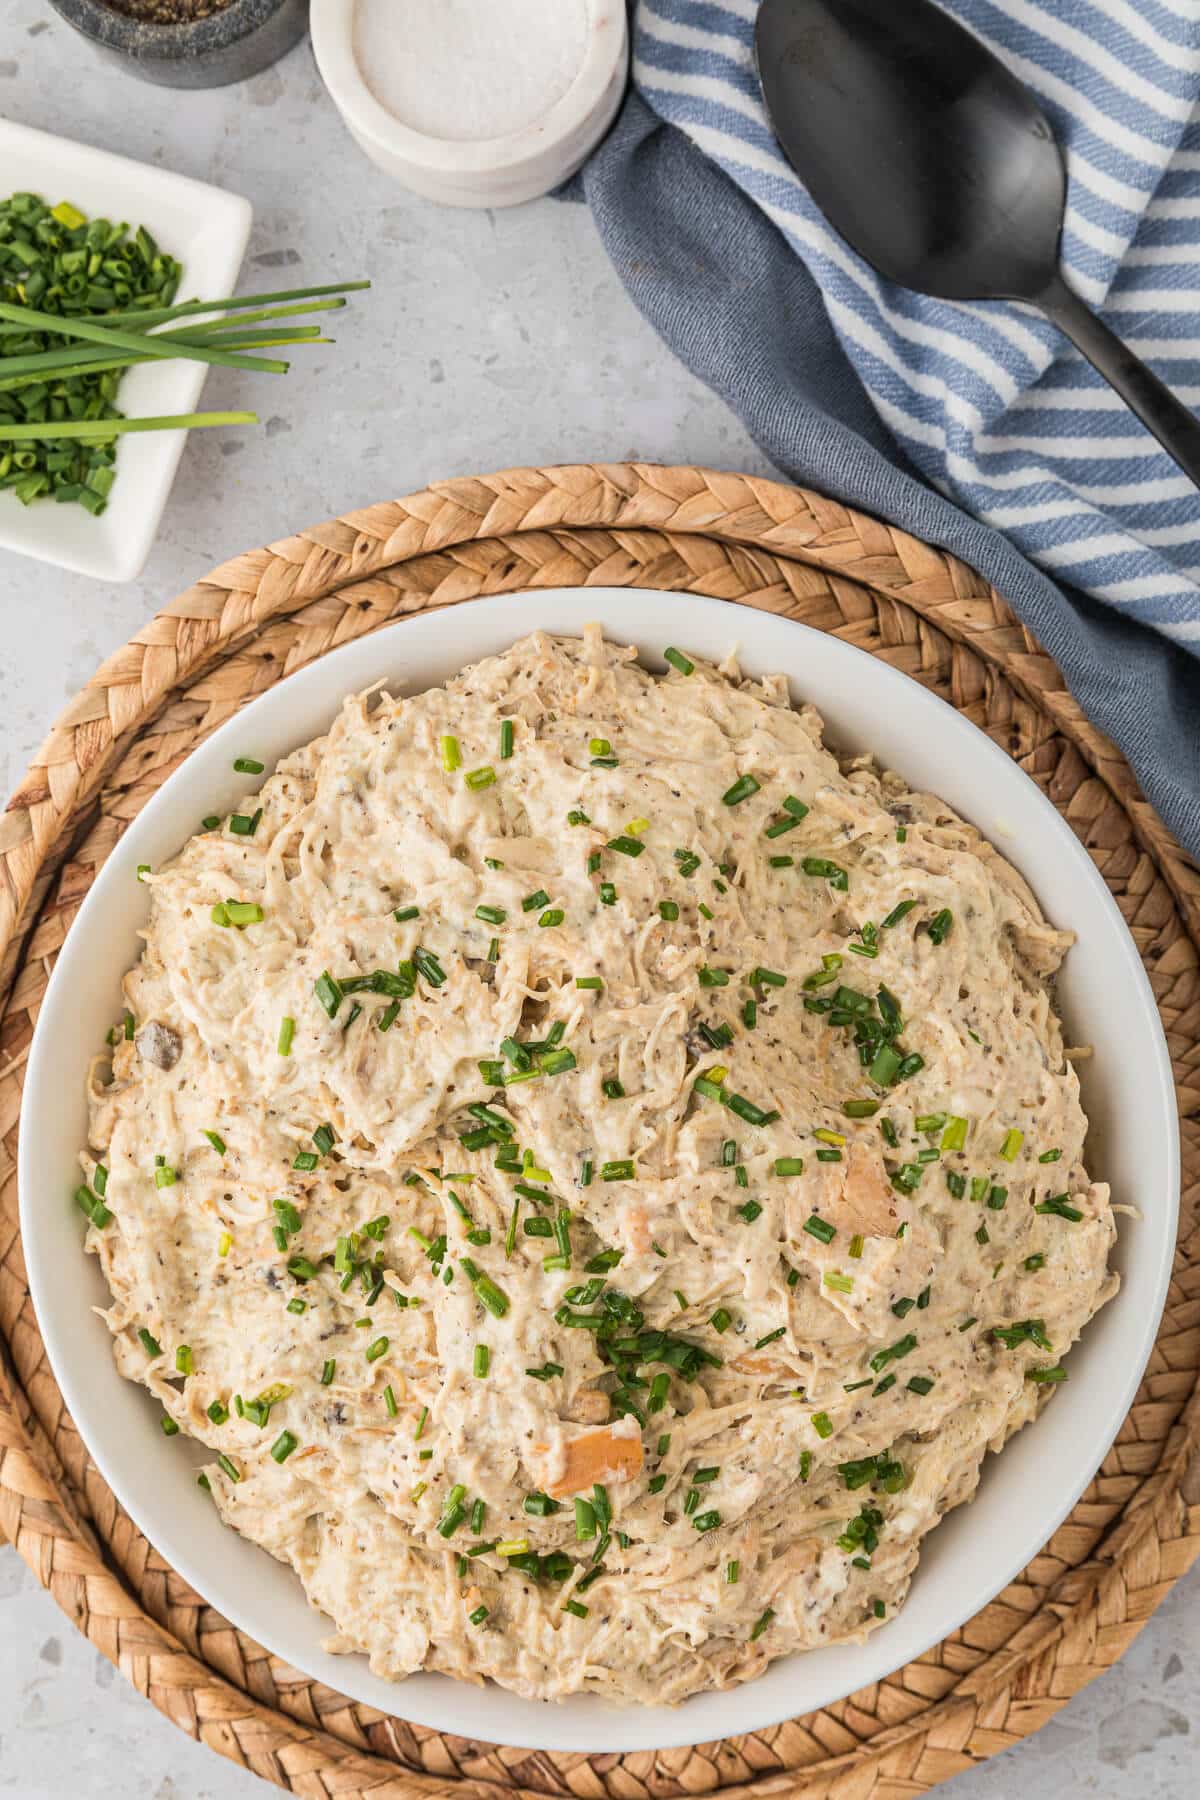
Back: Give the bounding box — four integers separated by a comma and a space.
774, 1157, 804, 1176
602, 1077, 625, 1098
270, 1430, 297, 1464
589, 737, 611, 756
233, 757, 264, 774
801, 857, 849, 890
314, 971, 341, 1018
803, 1214, 835, 1244
228, 811, 262, 838
1039, 1148, 1062, 1163
499, 718, 514, 759
664, 646, 694, 675
1024, 1252, 1046, 1272
1036, 1194, 1083, 1221
843, 1099, 879, 1119
154, 1165, 177, 1189
1028, 1365, 1068, 1384
440, 735, 461, 771
811, 1412, 833, 1439
710, 1307, 732, 1333
722, 774, 760, 807
286, 1298, 307, 1315
218, 1454, 241, 1484
999, 1129, 1024, 1161
754, 1327, 785, 1350
927, 908, 953, 944
869, 1334, 917, 1373
394, 905, 420, 922
174, 1344, 193, 1375
601, 1159, 635, 1181
658, 900, 680, 922
475, 904, 506, 925
465, 765, 496, 791
320, 1359, 336, 1385
473, 1344, 490, 1378
538, 907, 565, 928
939, 1115, 968, 1153
607, 835, 644, 858
522, 889, 550, 913
881, 899, 916, 928
161, 1416, 180, 1439
575, 975, 603, 990
365, 1336, 389, 1362
750, 1608, 775, 1640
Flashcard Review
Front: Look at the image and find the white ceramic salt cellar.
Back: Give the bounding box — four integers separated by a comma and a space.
311, 0, 628, 208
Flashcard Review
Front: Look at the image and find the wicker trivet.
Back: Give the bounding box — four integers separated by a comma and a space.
1, 464, 1197, 1799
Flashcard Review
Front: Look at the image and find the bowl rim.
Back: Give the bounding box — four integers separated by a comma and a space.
310, 0, 628, 176
19, 587, 1179, 1752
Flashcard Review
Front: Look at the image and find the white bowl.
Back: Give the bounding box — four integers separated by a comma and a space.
20, 587, 1178, 1753
311, 0, 628, 208
0, 120, 251, 583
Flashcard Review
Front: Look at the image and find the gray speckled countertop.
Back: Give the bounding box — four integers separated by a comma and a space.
0, 6, 1195, 1795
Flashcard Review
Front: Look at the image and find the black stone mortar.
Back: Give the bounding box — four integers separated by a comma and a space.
48, 0, 310, 89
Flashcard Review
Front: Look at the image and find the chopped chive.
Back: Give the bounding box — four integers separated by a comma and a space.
233, 757, 264, 774
750, 1608, 775, 1641
1024, 1252, 1046, 1272
600, 1159, 635, 1181
499, 718, 514, 759
365, 1336, 389, 1363
575, 975, 603, 991
538, 908, 565, 928
607, 835, 644, 858
843, 1099, 879, 1119
522, 889, 550, 913
473, 1344, 490, 1378
217, 1454, 242, 1484
320, 1359, 336, 1386
154, 1165, 177, 1189
393, 905, 420, 922
440, 735, 461, 772
999, 1129, 1024, 1161
881, 900, 916, 928
228, 810, 262, 838
465, 765, 496, 791
270, 1430, 298, 1464
801, 857, 849, 890
811, 1412, 833, 1439
926, 908, 953, 944
475, 904, 506, 925
1035, 1194, 1083, 1221
658, 900, 680, 922
803, 1214, 835, 1244
774, 1157, 804, 1176
314, 971, 341, 1018
1039, 1148, 1062, 1163
1028, 1365, 1068, 1384
664, 646, 694, 674
722, 774, 760, 807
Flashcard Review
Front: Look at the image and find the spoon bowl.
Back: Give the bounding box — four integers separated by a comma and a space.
755, 0, 1200, 484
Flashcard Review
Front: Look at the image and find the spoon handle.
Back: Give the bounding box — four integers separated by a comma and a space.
1039, 275, 1200, 488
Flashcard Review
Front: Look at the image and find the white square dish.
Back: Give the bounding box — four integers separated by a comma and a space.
0, 119, 252, 582
19, 588, 1179, 1752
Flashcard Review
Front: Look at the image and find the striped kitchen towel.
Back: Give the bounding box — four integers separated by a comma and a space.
576, 0, 1200, 855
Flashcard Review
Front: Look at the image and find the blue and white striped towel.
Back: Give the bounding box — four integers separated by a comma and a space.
575, 0, 1200, 855
635, 0, 1200, 641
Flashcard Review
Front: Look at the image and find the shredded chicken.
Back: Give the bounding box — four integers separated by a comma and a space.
78, 629, 1116, 1705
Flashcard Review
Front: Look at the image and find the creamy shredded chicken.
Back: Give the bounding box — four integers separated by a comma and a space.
80, 628, 1116, 1705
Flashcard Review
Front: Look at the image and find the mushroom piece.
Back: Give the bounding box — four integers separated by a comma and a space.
135, 1020, 182, 1071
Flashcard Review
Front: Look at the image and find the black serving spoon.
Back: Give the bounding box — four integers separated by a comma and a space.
755, 0, 1200, 485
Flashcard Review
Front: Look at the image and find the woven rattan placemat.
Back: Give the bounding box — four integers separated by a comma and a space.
1, 464, 1197, 1798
